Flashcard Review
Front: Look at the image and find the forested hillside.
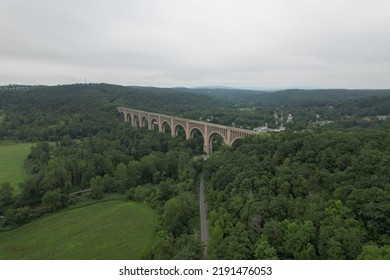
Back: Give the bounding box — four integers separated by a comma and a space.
0, 84, 223, 141
0, 84, 389, 259
2, 84, 390, 140
205, 131, 390, 259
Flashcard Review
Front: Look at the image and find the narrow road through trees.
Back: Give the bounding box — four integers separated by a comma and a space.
199, 174, 209, 259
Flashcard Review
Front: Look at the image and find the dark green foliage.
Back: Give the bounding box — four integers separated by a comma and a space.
1, 84, 390, 259
0, 84, 205, 259
254, 235, 278, 260
161, 192, 197, 236
27, 142, 51, 173
3, 206, 31, 226
204, 129, 390, 260
89, 176, 104, 199
358, 245, 390, 260
0, 182, 14, 213
42, 190, 67, 212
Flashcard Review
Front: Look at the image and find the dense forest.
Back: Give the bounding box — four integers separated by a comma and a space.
205, 130, 390, 259
0, 84, 389, 259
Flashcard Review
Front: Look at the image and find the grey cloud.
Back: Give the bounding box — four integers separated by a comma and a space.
1, 0, 389, 88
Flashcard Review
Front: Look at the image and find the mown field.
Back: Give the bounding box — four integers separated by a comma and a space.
0, 200, 157, 259
0, 142, 33, 194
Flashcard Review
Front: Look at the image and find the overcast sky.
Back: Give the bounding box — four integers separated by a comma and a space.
1, 0, 389, 89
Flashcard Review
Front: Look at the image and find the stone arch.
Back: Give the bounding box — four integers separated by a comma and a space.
141, 117, 149, 129
230, 137, 243, 149
161, 121, 172, 134
174, 124, 187, 139
230, 137, 243, 147
151, 118, 159, 131
133, 115, 140, 128
207, 131, 227, 144
207, 131, 226, 154
118, 111, 125, 121
126, 113, 131, 123
189, 127, 206, 154
189, 127, 204, 139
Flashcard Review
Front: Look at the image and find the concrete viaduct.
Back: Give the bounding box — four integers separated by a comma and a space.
118, 107, 262, 154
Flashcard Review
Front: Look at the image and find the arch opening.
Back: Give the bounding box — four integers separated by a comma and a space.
187, 128, 205, 154
133, 115, 140, 128
162, 121, 172, 134
231, 138, 243, 150
118, 112, 125, 121
142, 117, 149, 129
126, 113, 132, 123
151, 119, 159, 131
208, 132, 225, 154
175, 124, 187, 140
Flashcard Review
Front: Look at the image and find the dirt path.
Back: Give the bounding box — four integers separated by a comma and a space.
199, 174, 209, 259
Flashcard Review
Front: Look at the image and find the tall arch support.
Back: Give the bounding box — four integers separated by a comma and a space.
174, 123, 187, 139
207, 131, 227, 154
133, 114, 140, 128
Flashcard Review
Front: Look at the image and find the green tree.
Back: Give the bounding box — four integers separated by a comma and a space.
28, 142, 50, 173
89, 175, 104, 199
114, 163, 129, 193
318, 200, 366, 259
172, 234, 203, 260
255, 235, 278, 260
161, 192, 196, 236
262, 220, 285, 257
102, 174, 115, 192
40, 159, 72, 192
216, 226, 252, 259
208, 222, 224, 260
127, 160, 141, 188
346, 187, 390, 236
283, 220, 317, 259
358, 245, 390, 260
0, 182, 14, 213
3, 206, 30, 226
42, 190, 67, 212
152, 179, 178, 207
152, 230, 174, 259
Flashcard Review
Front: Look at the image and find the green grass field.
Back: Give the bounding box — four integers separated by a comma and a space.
0, 142, 33, 194
0, 200, 157, 259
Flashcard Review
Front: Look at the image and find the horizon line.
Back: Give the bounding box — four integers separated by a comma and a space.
1, 82, 390, 91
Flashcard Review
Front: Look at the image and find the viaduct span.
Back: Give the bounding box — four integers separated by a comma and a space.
118, 107, 262, 154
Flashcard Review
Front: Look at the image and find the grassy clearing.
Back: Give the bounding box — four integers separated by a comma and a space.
0, 143, 33, 194
0, 200, 157, 259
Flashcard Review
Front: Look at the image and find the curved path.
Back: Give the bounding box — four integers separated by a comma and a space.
199, 174, 209, 259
